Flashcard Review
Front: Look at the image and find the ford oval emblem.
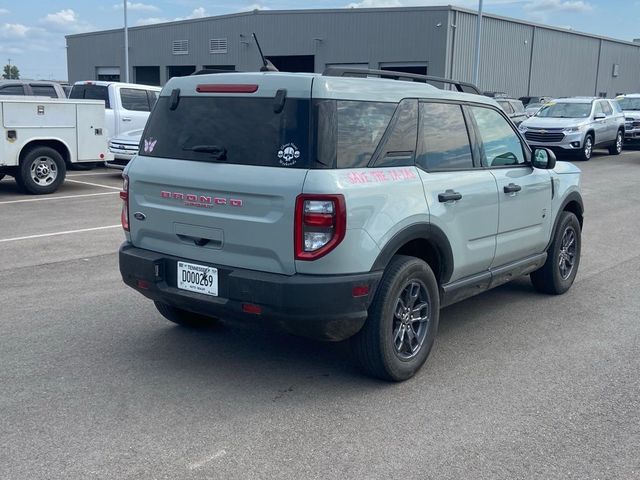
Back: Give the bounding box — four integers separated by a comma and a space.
134, 212, 146, 221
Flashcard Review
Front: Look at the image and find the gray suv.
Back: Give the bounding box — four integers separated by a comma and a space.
614, 94, 640, 143
118, 69, 583, 381
519, 97, 625, 161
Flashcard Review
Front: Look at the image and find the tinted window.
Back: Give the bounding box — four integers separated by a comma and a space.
471, 106, 526, 167
316, 100, 396, 168
70, 84, 110, 109
121, 88, 150, 111
372, 99, 418, 167
30, 85, 58, 98
143, 96, 310, 168
537, 102, 591, 118
417, 102, 473, 171
0, 85, 25, 96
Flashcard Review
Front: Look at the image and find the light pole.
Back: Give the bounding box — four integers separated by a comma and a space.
124, 0, 130, 82
472, 0, 483, 87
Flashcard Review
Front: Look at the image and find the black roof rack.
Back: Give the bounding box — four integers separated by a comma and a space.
322, 67, 480, 95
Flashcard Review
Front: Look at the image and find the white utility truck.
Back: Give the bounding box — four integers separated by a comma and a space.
0, 97, 111, 194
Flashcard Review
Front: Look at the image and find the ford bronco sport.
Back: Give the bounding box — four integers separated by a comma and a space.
119, 68, 583, 381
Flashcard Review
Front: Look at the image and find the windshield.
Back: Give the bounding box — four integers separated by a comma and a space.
616, 97, 640, 111
535, 102, 591, 118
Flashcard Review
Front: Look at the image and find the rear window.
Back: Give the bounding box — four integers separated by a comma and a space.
30, 84, 58, 98
142, 96, 311, 168
70, 84, 110, 109
120, 88, 151, 111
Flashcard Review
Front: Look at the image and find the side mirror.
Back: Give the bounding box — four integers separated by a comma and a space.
594, 114, 606, 120
532, 148, 556, 170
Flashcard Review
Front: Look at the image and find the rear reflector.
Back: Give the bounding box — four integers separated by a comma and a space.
196, 84, 259, 93
352, 285, 370, 297
242, 303, 262, 315
137, 279, 150, 289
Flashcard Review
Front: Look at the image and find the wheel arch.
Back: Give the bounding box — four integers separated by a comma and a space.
371, 223, 454, 285
545, 191, 584, 251
19, 139, 71, 166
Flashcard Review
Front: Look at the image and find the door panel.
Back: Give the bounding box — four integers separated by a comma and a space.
490, 167, 552, 266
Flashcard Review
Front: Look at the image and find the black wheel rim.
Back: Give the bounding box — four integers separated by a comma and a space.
558, 226, 577, 280
392, 280, 431, 360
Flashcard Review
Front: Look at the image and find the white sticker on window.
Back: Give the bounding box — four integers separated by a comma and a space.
277, 143, 300, 166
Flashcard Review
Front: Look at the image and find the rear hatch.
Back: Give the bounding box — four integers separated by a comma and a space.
126, 73, 314, 275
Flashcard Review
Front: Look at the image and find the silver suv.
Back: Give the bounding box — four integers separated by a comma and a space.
118, 69, 584, 381
519, 97, 625, 161
615, 94, 640, 143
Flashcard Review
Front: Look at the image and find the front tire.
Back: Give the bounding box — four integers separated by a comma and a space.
351, 255, 440, 382
608, 130, 623, 155
530, 211, 581, 295
578, 134, 593, 161
154, 301, 218, 328
16, 147, 66, 194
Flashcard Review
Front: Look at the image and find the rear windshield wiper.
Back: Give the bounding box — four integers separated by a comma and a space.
183, 145, 227, 160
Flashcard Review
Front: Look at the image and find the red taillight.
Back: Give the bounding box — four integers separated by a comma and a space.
242, 303, 262, 315
295, 194, 346, 261
196, 84, 259, 93
120, 174, 129, 232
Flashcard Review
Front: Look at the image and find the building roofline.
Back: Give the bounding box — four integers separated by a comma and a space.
66, 5, 639, 48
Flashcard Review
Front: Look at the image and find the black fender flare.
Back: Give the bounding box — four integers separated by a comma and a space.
371, 223, 454, 284
546, 191, 584, 250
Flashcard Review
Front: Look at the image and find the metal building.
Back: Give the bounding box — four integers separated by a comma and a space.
66, 6, 640, 98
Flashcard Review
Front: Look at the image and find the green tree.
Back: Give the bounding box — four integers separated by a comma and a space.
2, 65, 20, 79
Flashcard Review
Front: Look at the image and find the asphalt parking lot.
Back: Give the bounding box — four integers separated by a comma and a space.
1, 152, 639, 479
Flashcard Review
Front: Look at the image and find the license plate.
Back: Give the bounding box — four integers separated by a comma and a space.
177, 261, 218, 296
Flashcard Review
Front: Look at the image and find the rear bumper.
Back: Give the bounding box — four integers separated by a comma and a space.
119, 243, 382, 341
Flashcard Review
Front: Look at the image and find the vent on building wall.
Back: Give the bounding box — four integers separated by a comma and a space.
172, 40, 189, 55
209, 38, 228, 54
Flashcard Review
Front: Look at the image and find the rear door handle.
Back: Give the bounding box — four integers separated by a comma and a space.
503, 183, 522, 194
122, 117, 132, 122
438, 189, 463, 203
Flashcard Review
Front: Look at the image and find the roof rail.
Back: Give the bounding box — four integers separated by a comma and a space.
322, 67, 480, 95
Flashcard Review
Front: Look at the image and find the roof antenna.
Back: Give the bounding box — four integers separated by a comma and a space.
252, 33, 278, 72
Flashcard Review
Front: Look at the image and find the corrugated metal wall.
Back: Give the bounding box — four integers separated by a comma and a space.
451, 12, 533, 96
66, 8, 451, 84
450, 8, 640, 98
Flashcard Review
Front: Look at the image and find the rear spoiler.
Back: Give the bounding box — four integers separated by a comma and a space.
322, 67, 480, 95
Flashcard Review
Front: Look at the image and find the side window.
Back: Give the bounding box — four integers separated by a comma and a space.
470, 106, 526, 167
0, 84, 26, 96
372, 99, 418, 167
416, 102, 474, 171
30, 85, 58, 98
511, 101, 525, 113
147, 90, 159, 109
498, 100, 514, 114
601, 101, 613, 116
120, 88, 151, 111
594, 102, 604, 117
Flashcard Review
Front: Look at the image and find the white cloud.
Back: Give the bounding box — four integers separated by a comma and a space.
40, 9, 93, 33
136, 7, 208, 25
0, 23, 30, 38
113, 2, 160, 12
524, 0, 593, 13
0, 8, 9, 15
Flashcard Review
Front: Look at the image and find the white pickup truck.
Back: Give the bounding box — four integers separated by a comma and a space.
0, 97, 111, 194
69, 81, 161, 140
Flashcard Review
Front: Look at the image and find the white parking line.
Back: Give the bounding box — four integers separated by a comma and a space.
65, 179, 121, 190
0, 191, 119, 205
67, 172, 121, 177
0, 225, 121, 243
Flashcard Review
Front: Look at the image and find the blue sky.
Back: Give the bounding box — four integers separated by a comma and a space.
0, 1, 637, 80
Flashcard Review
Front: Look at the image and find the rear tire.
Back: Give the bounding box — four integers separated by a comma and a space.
16, 147, 66, 194
530, 211, 581, 295
578, 134, 593, 161
154, 301, 218, 328
351, 255, 440, 382
608, 130, 623, 155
